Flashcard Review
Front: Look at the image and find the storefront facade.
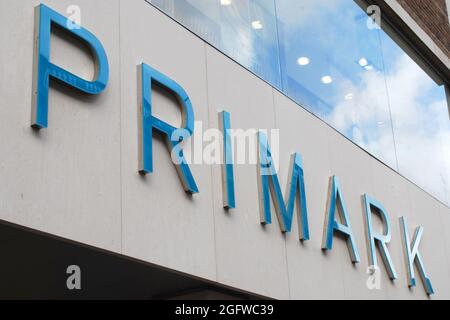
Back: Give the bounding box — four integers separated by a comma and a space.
0, 0, 449, 299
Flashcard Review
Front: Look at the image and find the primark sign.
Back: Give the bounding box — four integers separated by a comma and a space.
31, 4, 435, 295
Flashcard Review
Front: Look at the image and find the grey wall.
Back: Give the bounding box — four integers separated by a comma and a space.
0, 0, 449, 299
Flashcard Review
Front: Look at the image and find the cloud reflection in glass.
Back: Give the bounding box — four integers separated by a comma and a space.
149, 0, 450, 205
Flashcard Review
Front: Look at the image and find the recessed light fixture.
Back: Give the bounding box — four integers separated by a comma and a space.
220, 0, 232, 6
358, 58, 368, 67
297, 57, 310, 66
251, 20, 263, 30
321, 76, 333, 84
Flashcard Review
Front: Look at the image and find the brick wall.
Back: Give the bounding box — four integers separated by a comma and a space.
396, 0, 450, 59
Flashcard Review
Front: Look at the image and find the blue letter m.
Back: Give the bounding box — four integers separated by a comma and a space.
257, 132, 309, 240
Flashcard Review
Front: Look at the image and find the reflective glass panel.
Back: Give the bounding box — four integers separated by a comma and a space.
380, 27, 450, 204
148, 0, 450, 205
276, 0, 397, 168
150, 0, 282, 87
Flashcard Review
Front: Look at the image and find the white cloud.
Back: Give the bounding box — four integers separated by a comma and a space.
326, 53, 450, 204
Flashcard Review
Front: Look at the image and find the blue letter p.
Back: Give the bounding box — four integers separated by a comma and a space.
32, 4, 109, 129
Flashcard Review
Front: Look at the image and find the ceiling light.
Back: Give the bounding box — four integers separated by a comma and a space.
321, 76, 333, 84
251, 20, 263, 30
220, 0, 232, 6
297, 57, 310, 66
358, 58, 368, 67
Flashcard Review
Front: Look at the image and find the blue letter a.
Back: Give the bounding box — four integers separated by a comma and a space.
322, 176, 360, 263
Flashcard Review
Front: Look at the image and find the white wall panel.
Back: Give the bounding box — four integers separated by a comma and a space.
0, 0, 121, 252
206, 46, 290, 299
119, 0, 216, 281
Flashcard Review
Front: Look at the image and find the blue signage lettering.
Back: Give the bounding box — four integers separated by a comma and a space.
363, 194, 397, 280
257, 131, 309, 240
322, 176, 360, 263
32, 4, 109, 129
138, 63, 198, 194
399, 216, 434, 295
219, 111, 235, 209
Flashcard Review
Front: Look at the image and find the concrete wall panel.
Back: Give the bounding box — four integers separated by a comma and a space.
206, 46, 290, 299
0, 0, 122, 252
119, 0, 216, 280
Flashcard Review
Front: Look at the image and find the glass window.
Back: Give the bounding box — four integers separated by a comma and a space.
276, 0, 397, 169
150, 0, 282, 87
148, 0, 450, 205
380, 26, 450, 204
